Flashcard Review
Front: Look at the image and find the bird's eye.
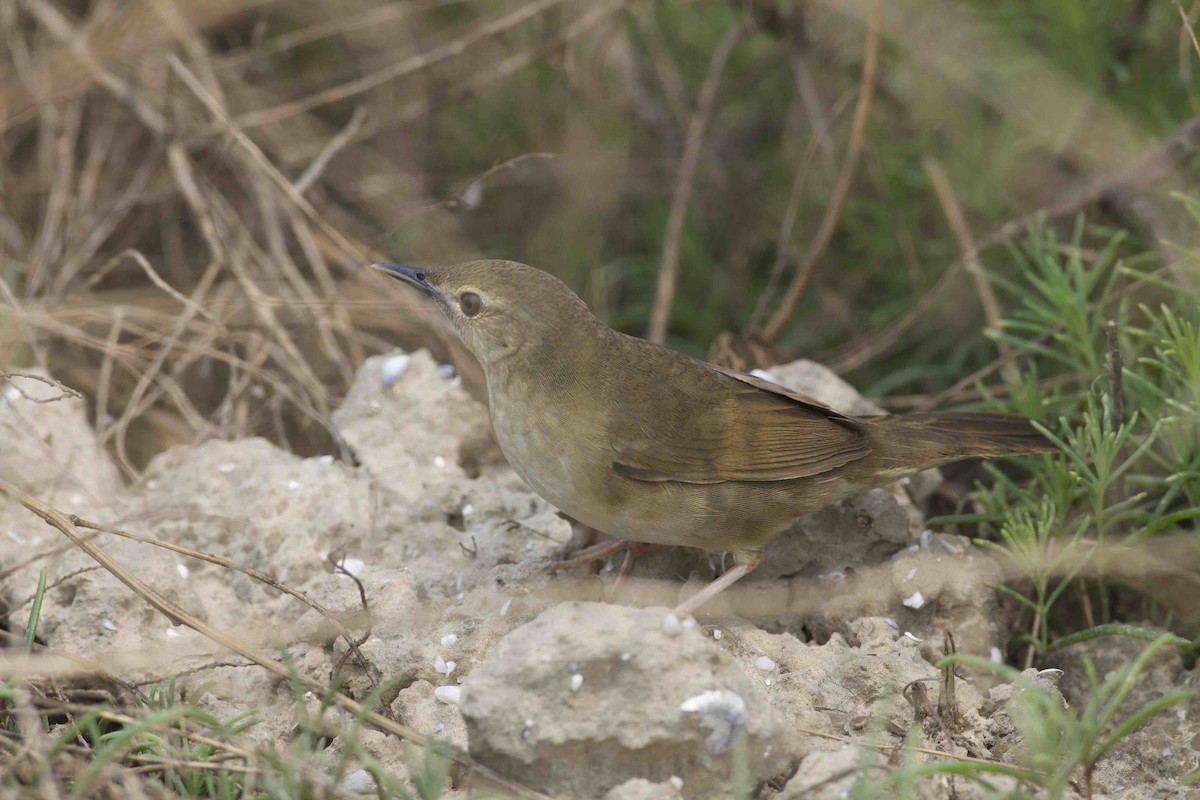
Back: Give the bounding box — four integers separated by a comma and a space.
459, 292, 483, 317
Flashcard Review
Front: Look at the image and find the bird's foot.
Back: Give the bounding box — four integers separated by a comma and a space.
548, 539, 661, 577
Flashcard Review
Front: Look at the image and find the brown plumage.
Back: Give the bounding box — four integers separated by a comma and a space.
372, 259, 1053, 613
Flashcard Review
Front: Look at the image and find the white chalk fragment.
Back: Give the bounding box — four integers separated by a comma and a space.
318, 454, 335, 465
101, 618, 117, 631
437, 364, 456, 380
287, 480, 302, 490
920, 529, 933, 549
661, 613, 683, 636
434, 655, 457, 676
70, 494, 84, 505
902, 591, 925, 610
669, 776, 683, 790
753, 655, 776, 671
146, 480, 159, 490
6, 529, 23, 544
903, 631, 922, 642
883, 618, 899, 630
461, 504, 474, 516
434, 686, 462, 706
765, 678, 772, 686
217, 462, 236, 474
433, 455, 447, 469
748, 368, 777, 382
1178, 709, 1187, 721
712, 629, 722, 640
441, 633, 459, 648
338, 558, 365, 577
570, 674, 583, 692
434, 722, 445, 733
166, 628, 182, 639
990, 647, 1003, 663
620, 652, 632, 662
342, 770, 372, 791
461, 180, 484, 209
682, 617, 697, 631
680, 689, 750, 754
176, 564, 189, 579
3, 385, 20, 402
379, 354, 411, 387
499, 598, 513, 617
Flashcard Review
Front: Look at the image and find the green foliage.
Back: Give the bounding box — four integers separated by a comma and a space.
946, 211, 1200, 655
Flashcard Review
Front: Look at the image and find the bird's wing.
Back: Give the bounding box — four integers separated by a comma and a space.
611, 364, 871, 484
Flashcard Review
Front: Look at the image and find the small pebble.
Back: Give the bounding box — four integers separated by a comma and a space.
434, 686, 462, 705
749, 368, 777, 382
682, 617, 697, 630
765, 678, 772, 686
661, 613, 683, 636
712, 629, 723, 640
434, 655, 457, 676
441, 633, 459, 648
342, 769, 372, 791
287, 480, 302, 490
166, 628, 182, 639
217, 462, 236, 474
338, 558, 365, 577
902, 591, 925, 610
990, 647, 1003, 663
433, 455, 447, 469
146, 480, 159, 490
919, 529, 933, 549
317, 454, 334, 465
570, 674, 583, 692
379, 354, 411, 387
1178, 709, 1188, 721
669, 776, 684, 790
499, 598, 513, 617
462, 504, 474, 516
883, 618, 899, 630
101, 618, 117, 631
620, 652, 632, 662
903, 631, 922, 642
176, 564, 189, 579
753, 655, 777, 672
461, 180, 483, 209
463, 620, 476, 630
434, 722, 445, 734
438, 364, 456, 380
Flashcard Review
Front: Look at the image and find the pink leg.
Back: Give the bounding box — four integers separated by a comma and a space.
548, 539, 662, 572
674, 555, 761, 616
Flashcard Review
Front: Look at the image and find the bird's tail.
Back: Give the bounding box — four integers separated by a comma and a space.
866, 411, 1054, 471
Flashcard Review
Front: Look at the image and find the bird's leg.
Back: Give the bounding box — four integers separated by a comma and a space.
549, 539, 661, 572
674, 551, 762, 616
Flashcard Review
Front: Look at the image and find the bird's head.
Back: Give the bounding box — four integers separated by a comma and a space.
371, 259, 594, 369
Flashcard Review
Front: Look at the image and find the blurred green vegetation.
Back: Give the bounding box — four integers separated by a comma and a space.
388, 0, 1197, 403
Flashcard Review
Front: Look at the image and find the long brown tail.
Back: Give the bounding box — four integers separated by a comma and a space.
866, 411, 1055, 472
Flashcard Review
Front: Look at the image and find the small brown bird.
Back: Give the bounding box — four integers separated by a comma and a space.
373, 260, 1052, 613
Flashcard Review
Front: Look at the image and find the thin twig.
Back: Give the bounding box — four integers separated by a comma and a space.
923, 156, 1019, 384
0, 371, 83, 403
761, 0, 882, 342
646, 21, 746, 345
294, 106, 368, 195
233, 0, 569, 130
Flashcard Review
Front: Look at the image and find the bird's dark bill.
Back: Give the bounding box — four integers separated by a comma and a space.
371, 262, 436, 296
